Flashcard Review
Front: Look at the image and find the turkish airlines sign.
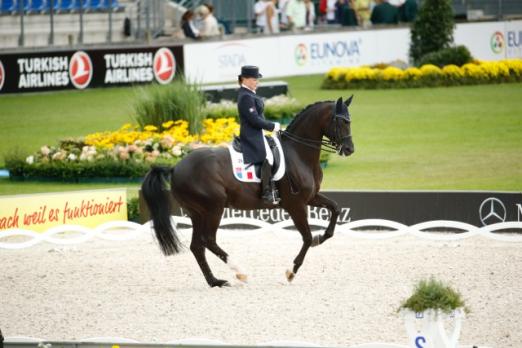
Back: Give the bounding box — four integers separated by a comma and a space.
0, 45, 183, 94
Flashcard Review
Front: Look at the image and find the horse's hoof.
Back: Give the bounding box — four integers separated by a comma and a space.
210, 279, 230, 288
286, 270, 295, 283
236, 273, 248, 283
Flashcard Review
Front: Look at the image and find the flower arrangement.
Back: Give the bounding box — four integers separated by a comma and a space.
322, 59, 522, 89
7, 118, 240, 181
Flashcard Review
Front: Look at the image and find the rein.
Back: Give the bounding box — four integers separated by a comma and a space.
281, 107, 351, 154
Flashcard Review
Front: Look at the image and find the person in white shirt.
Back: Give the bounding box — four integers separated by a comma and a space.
195, 5, 220, 37
278, 0, 290, 29
326, 0, 337, 23
286, 0, 307, 31
254, 0, 269, 33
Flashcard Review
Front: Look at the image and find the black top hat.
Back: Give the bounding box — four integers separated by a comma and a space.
239, 65, 263, 79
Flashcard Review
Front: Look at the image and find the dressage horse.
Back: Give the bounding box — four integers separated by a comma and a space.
141, 96, 354, 287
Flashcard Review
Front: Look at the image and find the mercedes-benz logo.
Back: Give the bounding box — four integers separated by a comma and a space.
479, 197, 506, 226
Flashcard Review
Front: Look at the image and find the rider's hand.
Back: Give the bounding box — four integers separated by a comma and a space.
273, 122, 281, 132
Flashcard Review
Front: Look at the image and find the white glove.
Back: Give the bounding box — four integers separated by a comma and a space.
273, 122, 281, 132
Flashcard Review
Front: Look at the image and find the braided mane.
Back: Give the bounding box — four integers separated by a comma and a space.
285, 100, 333, 132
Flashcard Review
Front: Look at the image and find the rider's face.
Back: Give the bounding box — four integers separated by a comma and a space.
242, 77, 258, 91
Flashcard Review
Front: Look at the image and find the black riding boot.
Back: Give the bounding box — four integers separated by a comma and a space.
260, 159, 280, 205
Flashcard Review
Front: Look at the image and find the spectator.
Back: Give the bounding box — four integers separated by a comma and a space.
354, 0, 372, 27
304, 0, 316, 30
279, 0, 290, 29
370, 0, 398, 24
195, 5, 220, 37
266, 0, 281, 34
286, 0, 307, 31
254, 0, 269, 33
181, 10, 200, 40
398, 0, 417, 22
204, 3, 231, 34
336, 0, 358, 26
325, 0, 337, 24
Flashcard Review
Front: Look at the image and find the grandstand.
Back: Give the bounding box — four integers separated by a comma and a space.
0, 0, 521, 50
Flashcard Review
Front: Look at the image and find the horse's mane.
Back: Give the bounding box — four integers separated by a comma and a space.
286, 100, 333, 132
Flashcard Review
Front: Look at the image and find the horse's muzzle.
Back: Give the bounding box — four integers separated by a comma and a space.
340, 137, 354, 157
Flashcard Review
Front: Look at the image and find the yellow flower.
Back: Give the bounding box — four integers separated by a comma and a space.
420, 64, 443, 76
162, 120, 175, 129
442, 65, 464, 79
404, 67, 422, 80
380, 66, 406, 81
144, 125, 158, 132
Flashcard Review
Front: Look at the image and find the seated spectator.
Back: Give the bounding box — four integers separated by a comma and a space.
181, 10, 200, 40
370, 0, 398, 25
203, 3, 231, 34
195, 5, 220, 37
398, 0, 417, 22
303, 0, 316, 30
336, 0, 358, 26
286, 0, 307, 31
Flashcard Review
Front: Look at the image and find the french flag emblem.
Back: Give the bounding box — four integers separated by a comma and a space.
235, 167, 243, 178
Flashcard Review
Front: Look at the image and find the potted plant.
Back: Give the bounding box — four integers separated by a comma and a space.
399, 278, 469, 348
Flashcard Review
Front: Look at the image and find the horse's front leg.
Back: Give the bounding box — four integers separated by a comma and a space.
308, 192, 340, 246
285, 204, 313, 282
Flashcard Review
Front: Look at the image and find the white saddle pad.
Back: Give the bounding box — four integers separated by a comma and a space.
228, 136, 286, 183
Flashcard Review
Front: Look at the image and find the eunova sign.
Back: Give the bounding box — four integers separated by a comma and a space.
0, 189, 127, 232
0, 45, 183, 94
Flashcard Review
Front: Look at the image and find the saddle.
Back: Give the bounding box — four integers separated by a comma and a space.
228, 135, 286, 183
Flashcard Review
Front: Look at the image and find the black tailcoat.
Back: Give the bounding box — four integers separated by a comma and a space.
237, 86, 275, 164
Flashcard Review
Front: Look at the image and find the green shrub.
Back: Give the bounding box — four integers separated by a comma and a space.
399, 278, 469, 314
418, 46, 473, 67
5, 151, 177, 182
204, 95, 303, 123
127, 197, 140, 222
410, 0, 455, 64
133, 80, 206, 134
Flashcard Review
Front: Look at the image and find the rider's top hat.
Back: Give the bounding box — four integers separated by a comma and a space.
239, 65, 263, 79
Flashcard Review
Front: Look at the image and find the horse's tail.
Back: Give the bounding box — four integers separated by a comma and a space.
141, 166, 181, 256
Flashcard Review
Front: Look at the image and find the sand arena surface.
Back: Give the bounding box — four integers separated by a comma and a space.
1, 229, 521, 347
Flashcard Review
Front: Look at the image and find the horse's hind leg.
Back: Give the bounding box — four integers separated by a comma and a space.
204, 209, 248, 283
190, 215, 230, 288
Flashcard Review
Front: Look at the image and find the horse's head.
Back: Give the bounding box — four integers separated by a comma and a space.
325, 96, 354, 157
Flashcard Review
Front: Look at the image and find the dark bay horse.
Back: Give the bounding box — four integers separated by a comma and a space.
141, 96, 354, 287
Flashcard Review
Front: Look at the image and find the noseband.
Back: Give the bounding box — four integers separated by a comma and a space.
281, 106, 351, 153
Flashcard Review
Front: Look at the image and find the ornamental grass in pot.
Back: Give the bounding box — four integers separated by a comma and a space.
399, 278, 470, 348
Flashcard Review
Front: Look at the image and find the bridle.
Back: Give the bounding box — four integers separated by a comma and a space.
281, 105, 352, 154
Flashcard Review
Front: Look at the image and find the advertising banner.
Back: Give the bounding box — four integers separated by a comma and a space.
140, 190, 522, 227
0, 45, 183, 94
184, 20, 522, 84
0, 189, 127, 232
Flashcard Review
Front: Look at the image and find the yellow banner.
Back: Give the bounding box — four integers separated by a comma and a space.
0, 189, 127, 232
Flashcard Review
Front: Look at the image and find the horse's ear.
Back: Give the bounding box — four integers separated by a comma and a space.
345, 95, 354, 107
335, 97, 343, 113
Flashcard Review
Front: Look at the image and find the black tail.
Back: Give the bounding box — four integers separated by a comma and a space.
141, 166, 181, 255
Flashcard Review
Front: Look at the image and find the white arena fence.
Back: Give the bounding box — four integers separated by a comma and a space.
2, 338, 492, 348
1, 217, 522, 250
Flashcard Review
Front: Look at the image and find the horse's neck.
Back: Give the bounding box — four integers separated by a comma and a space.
283, 113, 325, 164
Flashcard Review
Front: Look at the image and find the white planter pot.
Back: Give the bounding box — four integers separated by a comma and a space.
402, 308, 465, 348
